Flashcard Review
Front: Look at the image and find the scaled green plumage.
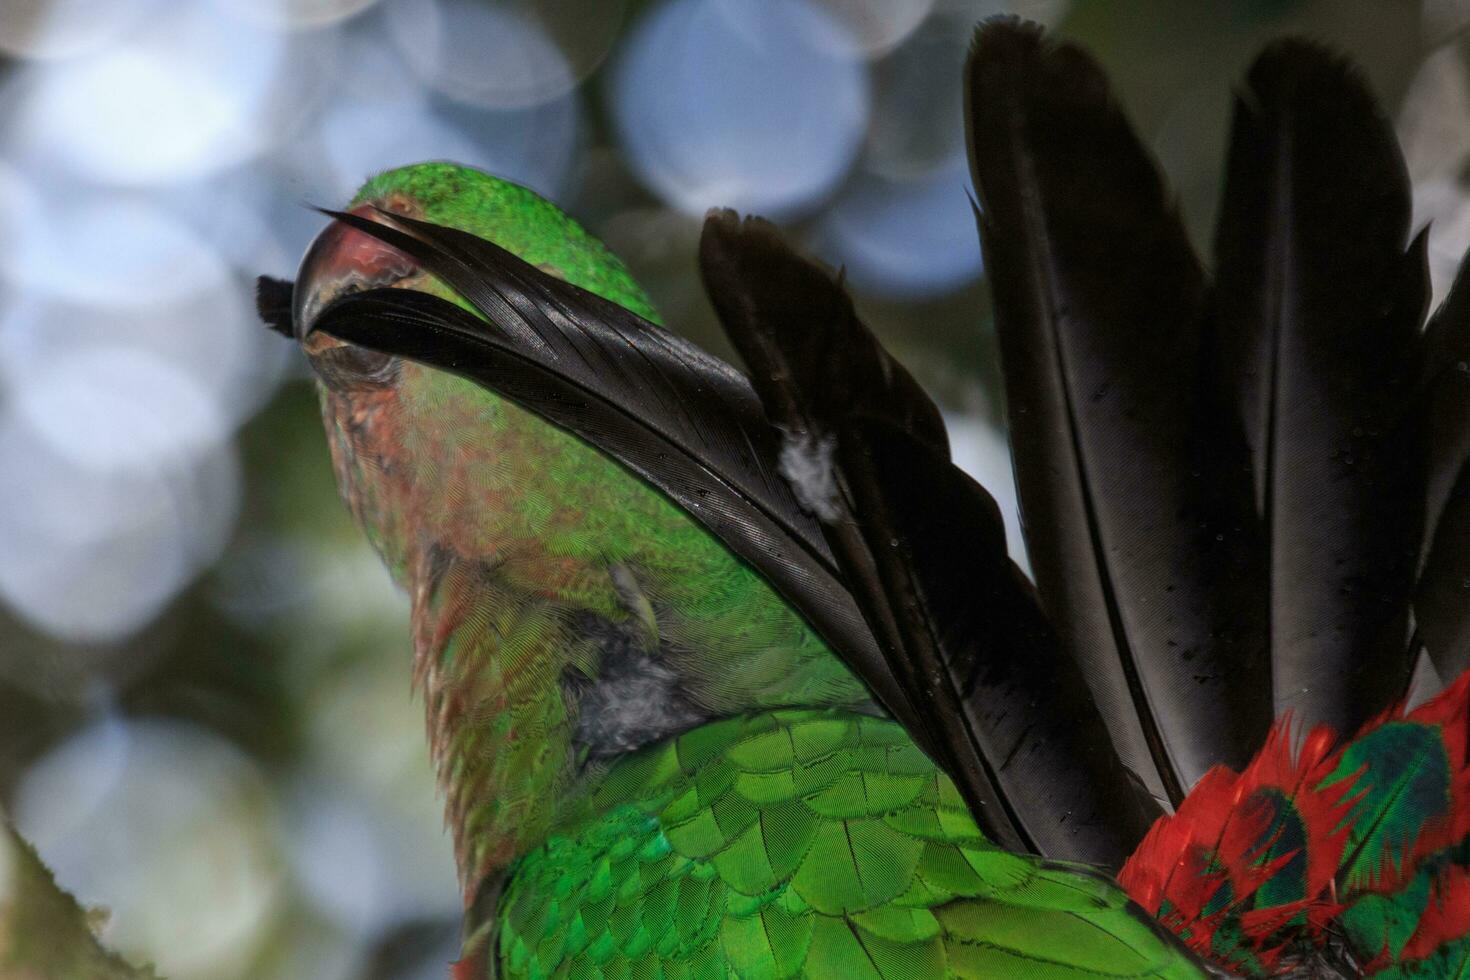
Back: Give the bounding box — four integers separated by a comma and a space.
501, 710, 1203, 979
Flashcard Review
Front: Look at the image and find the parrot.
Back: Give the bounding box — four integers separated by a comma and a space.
258, 19, 1470, 980
260, 178, 1203, 978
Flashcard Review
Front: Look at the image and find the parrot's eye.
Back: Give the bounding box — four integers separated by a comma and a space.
308, 342, 399, 390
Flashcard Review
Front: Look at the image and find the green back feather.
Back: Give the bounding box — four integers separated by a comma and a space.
497, 711, 1208, 979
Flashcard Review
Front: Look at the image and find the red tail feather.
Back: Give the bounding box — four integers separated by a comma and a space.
1120, 721, 1352, 971
1121, 668, 1470, 974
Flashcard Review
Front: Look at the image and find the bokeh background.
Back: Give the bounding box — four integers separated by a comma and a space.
0, 0, 1466, 976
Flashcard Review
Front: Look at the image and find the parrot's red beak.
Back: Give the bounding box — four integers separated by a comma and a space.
292, 203, 421, 343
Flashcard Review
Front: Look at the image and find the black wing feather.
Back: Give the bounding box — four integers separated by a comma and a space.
302, 210, 928, 746
1211, 41, 1428, 731
700, 211, 1159, 868
965, 20, 1270, 805
1415, 248, 1470, 677
1418, 463, 1470, 679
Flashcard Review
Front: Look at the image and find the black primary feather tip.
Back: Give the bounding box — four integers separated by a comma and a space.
256, 275, 295, 338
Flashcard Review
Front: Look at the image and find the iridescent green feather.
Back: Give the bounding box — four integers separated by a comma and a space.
500, 711, 1208, 979
316, 163, 877, 941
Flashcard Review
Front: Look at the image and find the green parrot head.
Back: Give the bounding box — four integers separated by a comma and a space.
292, 162, 661, 584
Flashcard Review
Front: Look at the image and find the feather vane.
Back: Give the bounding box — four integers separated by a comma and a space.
965, 19, 1271, 806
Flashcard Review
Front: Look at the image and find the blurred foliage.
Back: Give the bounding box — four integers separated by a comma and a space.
0, 823, 158, 979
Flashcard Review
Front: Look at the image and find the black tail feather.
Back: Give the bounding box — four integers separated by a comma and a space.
1210, 40, 1427, 731
965, 19, 1271, 804
1416, 246, 1470, 678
